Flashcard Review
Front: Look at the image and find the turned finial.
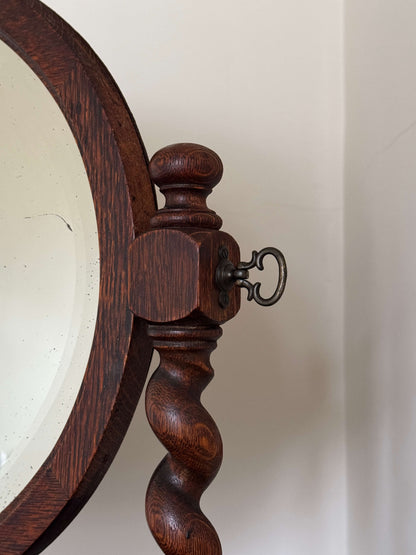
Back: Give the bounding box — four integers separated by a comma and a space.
130, 141, 287, 555
148, 143, 223, 229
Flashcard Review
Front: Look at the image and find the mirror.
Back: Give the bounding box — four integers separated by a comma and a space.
0, 1, 155, 552
0, 38, 100, 512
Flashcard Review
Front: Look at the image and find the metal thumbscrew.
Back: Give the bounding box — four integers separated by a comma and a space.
215, 246, 287, 308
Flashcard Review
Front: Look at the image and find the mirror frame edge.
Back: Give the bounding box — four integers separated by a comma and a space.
0, 0, 156, 552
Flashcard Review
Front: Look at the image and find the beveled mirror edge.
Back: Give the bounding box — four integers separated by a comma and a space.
0, 0, 156, 552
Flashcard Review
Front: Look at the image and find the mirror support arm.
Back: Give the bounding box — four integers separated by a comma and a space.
129, 143, 286, 554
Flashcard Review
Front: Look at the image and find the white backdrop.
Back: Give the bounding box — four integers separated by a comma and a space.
345, 1, 416, 554
41, 1, 347, 553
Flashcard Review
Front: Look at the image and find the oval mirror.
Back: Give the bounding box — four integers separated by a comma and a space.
0, 1, 155, 552
0, 34, 101, 511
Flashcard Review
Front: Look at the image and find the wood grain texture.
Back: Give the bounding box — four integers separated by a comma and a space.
137, 144, 241, 554
129, 228, 240, 323
146, 325, 223, 555
0, 1, 155, 552
149, 143, 223, 230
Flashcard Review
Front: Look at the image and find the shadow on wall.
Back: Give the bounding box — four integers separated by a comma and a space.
209, 287, 342, 551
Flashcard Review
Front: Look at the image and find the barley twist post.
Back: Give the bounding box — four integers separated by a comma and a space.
129, 143, 241, 554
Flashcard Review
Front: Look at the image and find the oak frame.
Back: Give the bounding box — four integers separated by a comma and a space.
0, 1, 156, 552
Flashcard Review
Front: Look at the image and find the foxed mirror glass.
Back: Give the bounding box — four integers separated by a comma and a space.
0, 1, 155, 552
0, 37, 99, 511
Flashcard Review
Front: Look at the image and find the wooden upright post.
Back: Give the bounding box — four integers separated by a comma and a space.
129, 143, 240, 554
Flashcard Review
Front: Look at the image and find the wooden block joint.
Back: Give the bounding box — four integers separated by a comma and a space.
129, 228, 240, 324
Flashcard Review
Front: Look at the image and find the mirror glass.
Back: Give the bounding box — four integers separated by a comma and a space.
0, 40, 100, 510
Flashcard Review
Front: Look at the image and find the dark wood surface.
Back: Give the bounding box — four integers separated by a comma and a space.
149, 143, 223, 230
0, 1, 156, 552
136, 144, 242, 554
130, 143, 240, 324
146, 324, 223, 555
129, 228, 240, 323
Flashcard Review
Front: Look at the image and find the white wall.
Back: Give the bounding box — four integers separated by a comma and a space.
40, 1, 346, 553
345, 2, 416, 554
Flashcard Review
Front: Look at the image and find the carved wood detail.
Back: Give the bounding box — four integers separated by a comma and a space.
145, 324, 223, 555
148, 143, 223, 230
129, 143, 241, 554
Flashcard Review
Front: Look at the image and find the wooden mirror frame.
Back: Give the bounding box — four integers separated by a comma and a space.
0, 2, 287, 554
0, 1, 156, 552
